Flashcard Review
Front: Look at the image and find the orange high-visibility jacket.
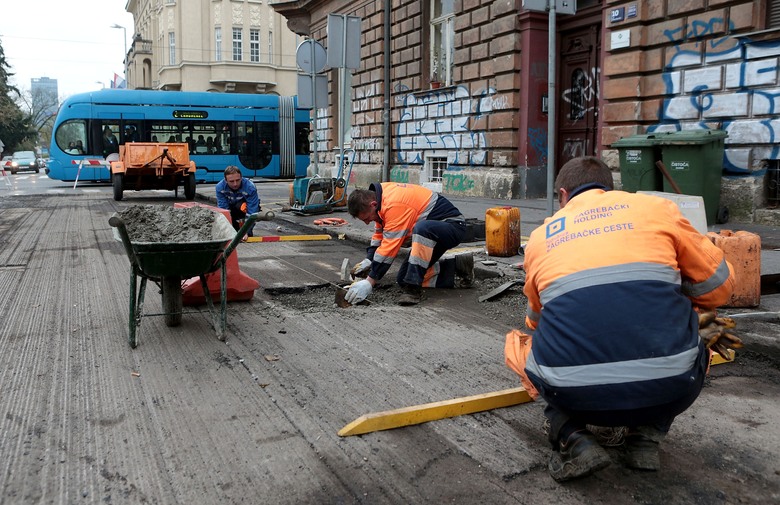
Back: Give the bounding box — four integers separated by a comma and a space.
521, 188, 735, 411
366, 182, 461, 280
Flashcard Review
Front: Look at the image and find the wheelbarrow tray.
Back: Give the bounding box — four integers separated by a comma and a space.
111, 214, 236, 279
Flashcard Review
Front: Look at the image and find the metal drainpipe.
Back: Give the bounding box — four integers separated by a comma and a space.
382, 0, 391, 182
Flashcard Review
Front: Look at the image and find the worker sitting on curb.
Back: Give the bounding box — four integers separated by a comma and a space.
216, 165, 260, 237
504, 156, 738, 482
345, 182, 474, 306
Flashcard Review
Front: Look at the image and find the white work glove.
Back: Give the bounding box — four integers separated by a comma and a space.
351, 258, 372, 279
345, 279, 373, 304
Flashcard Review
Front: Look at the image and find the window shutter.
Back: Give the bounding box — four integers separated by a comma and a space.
769, 0, 780, 28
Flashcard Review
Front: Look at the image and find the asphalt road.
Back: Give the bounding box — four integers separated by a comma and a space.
1, 175, 779, 504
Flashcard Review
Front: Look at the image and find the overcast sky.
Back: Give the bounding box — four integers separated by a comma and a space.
0, 0, 133, 98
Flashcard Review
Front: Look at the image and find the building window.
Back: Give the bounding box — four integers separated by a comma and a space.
250, 29, 260, 63
215, 27, 222, 61
168, 32, 176, 65
423, 154, 447, 192
430, 0, 454, 85
268, 31, 273, 64
232, 28, 243, 61
769, 0, 780, 28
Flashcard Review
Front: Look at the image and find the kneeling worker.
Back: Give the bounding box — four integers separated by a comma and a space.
505, 156, 737, 482
345, 182, 474, 306
216, 165, 260, 236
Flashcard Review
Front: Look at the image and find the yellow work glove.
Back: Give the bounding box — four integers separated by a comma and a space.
698, 311, 743, 360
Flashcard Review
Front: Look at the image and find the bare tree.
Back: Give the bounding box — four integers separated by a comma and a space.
15, 86, 59, 152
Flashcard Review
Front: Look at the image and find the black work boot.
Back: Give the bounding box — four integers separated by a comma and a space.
398, 285, 422, 306
454, 253, 474, 288
623, 426, 665, 471
548, 429, 611, 482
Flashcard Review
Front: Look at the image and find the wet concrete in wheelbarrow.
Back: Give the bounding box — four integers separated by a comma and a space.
117, 204, 218, 242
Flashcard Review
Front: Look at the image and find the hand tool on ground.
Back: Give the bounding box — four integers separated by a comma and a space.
478, 277, 525, 302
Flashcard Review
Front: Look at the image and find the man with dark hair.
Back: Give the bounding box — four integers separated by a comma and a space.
505, 156, 737, 481
345, 182, 473, 306
215, 165, 260, 236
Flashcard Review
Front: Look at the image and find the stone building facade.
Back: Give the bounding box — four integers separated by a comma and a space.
272, 0, 780, 222
125, 0, 300, 96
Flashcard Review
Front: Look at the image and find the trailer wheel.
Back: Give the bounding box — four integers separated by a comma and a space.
112, 173, 124, 201
162, 276, 183, 327
184, 174, 196, 200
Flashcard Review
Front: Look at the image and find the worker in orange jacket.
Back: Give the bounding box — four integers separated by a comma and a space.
345, 182, 474, 306
505, 156, 737, 482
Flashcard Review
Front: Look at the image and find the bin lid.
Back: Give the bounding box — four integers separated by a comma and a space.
612, 134, 659, 147
653, 129, 728, 145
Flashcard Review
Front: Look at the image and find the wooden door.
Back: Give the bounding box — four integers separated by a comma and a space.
557, 25, 600, 172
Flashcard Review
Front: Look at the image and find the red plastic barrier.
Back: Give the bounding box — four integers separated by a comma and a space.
174, 202, 260, 306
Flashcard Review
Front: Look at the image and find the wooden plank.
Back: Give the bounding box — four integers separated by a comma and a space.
338, 387, 533, 437
247, 234, 331, 243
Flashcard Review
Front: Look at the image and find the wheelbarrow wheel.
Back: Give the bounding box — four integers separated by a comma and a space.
161, 275, 183, 327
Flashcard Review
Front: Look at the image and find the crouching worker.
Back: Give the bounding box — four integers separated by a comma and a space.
506, 156, 737, 482
216, 165, 260, 237
346, 182, 474, 306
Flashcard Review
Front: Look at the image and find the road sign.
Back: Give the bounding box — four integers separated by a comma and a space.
522, 0, 576, 15
296, 39, 327, 74
326, 14, 361, 70
297, 74, 328, 109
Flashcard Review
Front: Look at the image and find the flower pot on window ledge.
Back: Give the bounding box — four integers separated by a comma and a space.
430, 81, 441, 89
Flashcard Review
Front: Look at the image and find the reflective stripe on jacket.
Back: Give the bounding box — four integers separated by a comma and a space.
522, 189, 735, 411
366, 182, 461, 280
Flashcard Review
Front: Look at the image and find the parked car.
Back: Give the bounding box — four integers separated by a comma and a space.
10, 151, 39, 174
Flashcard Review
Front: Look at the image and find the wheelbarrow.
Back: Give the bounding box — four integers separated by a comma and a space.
109, 209, 274, 348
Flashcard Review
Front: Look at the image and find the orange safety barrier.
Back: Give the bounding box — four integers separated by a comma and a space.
174, 202, 260, 305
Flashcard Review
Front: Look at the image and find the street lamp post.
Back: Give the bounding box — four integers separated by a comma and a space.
111, 23, 128, 84
96, 81, 105, 89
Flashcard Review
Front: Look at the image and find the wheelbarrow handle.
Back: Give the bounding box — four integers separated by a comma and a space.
109, 214, 139, 267
222, 210, 275, 259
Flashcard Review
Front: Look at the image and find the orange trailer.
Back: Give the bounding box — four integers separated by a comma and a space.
109, 142, 197, 201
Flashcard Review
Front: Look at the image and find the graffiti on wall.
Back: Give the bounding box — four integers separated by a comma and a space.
652, 16, 780, 172
527, 127, 547, 166
394, 85, 501, 169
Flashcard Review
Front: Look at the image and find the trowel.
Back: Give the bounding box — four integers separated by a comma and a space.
334, 286, 371, 308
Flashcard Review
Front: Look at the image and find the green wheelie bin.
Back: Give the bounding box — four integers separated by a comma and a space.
654, 129, 728, 225
613, 134, 662, 192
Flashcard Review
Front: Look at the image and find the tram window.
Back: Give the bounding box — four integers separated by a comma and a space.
56, 119, 88, 155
